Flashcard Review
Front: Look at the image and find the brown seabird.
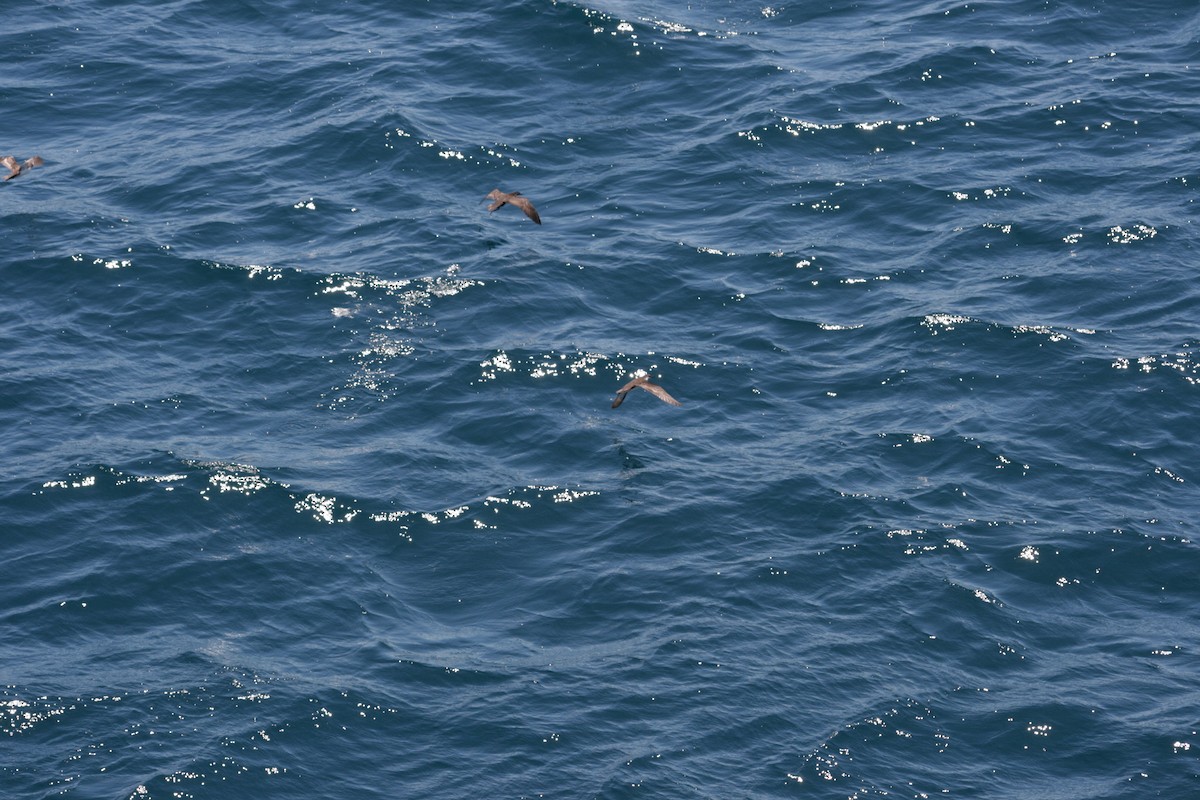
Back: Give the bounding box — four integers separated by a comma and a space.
486, 188, 541, 224
611, 375, 682, 409
2, 155, 43, 181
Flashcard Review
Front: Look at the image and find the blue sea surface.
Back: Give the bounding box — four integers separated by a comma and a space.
3, 1, 1200, 797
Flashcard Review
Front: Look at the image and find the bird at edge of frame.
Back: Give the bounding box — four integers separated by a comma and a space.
2, 155, 43, 181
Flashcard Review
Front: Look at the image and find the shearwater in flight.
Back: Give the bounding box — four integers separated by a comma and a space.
486, 189, 541, 224
611, 375, 682, 409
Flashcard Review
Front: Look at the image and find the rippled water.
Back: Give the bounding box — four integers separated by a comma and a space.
3, 1, 1200, 798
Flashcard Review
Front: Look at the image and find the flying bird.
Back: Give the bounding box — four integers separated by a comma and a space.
486, 188, 541, 224
2, 155, 43, 181
611, 375, 682, 409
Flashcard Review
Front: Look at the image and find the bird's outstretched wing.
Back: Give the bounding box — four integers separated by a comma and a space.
506, 194, 541, 224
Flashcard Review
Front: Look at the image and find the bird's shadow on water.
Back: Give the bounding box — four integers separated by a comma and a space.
616, 443, 646, 473
611, 435, 687, 485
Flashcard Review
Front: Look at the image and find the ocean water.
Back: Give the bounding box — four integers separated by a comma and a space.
3, 1, 1199, 797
